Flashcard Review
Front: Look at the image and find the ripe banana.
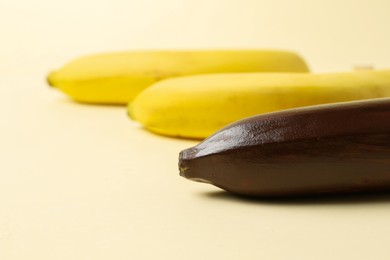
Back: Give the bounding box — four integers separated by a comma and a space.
179, 98, 390, 197
128, 69, 390, 139
47, 50, 308, 104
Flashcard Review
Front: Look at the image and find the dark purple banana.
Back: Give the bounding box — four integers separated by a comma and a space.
179, 98, 390, 197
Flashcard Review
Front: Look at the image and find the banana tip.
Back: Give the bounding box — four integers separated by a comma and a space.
127, 103, 136, 121
46, 71, 56, 87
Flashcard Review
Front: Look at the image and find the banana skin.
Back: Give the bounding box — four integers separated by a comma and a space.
179, 98, 390, 197
47, 50, 308, 104
129, 69, 390, 139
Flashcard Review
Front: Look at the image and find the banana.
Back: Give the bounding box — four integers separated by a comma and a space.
179, 98, 390, 197
128, 69, 390, 139
47, 50, 308, 104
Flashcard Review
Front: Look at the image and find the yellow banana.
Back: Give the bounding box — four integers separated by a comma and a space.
47, 50, 309, 104
128, 69, 390, 139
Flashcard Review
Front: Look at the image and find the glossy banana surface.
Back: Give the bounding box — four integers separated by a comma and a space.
179, 98, 390, 197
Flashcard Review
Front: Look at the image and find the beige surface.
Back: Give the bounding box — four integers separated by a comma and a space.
2, 0, 390, 259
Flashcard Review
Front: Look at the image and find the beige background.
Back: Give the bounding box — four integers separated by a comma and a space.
1, 0, 390, 259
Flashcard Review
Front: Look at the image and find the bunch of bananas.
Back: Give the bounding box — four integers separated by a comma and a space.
48, 50, 390, 139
